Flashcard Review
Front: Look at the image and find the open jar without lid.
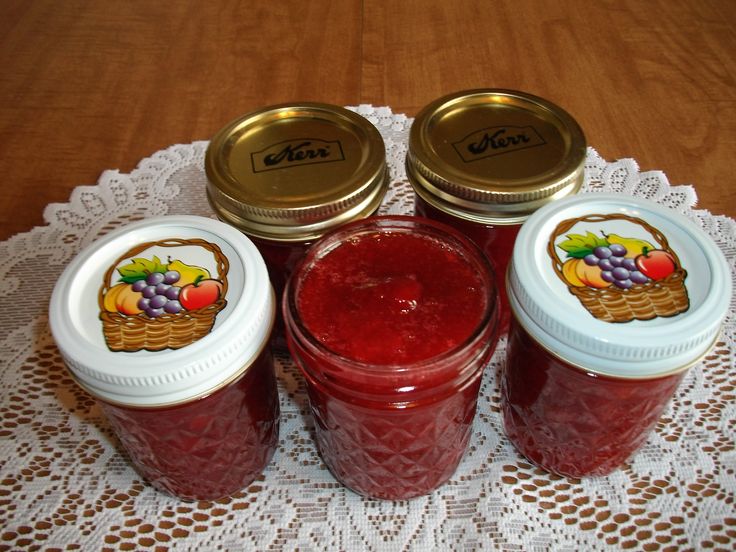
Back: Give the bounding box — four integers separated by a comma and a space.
49, 215, 279, 500
205, 102, 389, 300
407, 89, 586, 333
503, 194, 731, 477
283, 215, 500, 500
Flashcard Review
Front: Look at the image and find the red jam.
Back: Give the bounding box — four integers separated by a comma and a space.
248, 203, 381, 299
99, 345, 280, 501
250, 236, 312, 301
250, 236, 313, 347
502, 317, 685, 477
284, 216, 499, 499
414, 195, 519, 334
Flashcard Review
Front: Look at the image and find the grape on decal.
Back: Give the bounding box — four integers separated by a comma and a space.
550, 214, 690, 324
99, 239, 230, 353
102, 256, 222, 319
557, 231, 653, 290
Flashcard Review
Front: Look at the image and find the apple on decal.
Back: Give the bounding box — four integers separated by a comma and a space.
635, 249, 677, 281
180, 277, 223, 310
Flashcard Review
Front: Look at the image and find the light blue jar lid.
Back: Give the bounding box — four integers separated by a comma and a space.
508, 193, 731, 378
49, 216, 274, 406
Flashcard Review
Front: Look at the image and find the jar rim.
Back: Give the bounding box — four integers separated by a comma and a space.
283, 215, 499, 378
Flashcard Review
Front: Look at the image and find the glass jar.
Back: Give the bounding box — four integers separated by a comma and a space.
49, 215, 279, 501
283, 216, 500, 500
205, 102, 389, 341
407, 89, 587, 333
503, 194, 731, 477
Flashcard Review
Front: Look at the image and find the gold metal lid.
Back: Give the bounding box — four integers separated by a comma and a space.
407, 89, 586, 224
206, 103, 388, 242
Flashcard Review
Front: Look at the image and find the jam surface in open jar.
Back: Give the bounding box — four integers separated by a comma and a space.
296, 228, 488, 363
286, 216, 499, 499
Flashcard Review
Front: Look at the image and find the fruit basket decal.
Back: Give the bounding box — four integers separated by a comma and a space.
99, 238, 229, 352
548, 214, 689, 323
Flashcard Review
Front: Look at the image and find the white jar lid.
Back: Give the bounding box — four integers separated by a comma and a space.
508, 193, 731, 377
49, 215, 274, 406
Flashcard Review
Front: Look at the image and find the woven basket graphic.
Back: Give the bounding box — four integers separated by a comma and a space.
548, 214, 689, 323
98, 238, 229, 352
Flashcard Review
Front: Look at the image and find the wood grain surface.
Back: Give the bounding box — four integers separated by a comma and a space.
0, 0, 734, 241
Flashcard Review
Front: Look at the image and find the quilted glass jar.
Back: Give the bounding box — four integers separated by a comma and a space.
503, 194, 731, 477
283, 216, 500, 499
49, 215, 279, 500
205, 102, 389, 345
407, 89, 586, 333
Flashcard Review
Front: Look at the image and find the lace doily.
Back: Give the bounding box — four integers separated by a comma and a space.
1, 106, 734, 551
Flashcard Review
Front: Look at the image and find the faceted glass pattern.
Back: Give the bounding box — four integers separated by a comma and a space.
284, 216, 500, 500
306, 373, 483, 500
502, 318, 685, 477
100, 347, 280, 501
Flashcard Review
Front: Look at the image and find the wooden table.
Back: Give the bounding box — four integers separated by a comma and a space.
1, 0, 734, 241
2, 4, 735, 550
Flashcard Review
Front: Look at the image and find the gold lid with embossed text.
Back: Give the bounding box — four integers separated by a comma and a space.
407, 89, 587, 224
206, 103, 389, 242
